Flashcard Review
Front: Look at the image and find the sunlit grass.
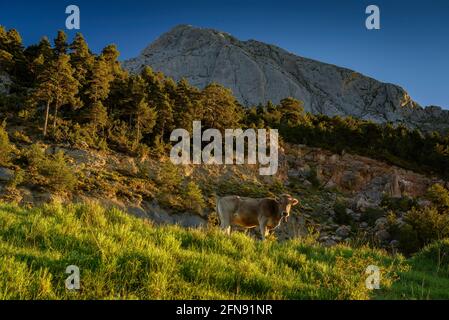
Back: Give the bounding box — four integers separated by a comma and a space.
0, 201, 446, 300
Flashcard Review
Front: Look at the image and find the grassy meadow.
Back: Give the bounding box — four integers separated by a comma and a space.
0, 201, 448, 300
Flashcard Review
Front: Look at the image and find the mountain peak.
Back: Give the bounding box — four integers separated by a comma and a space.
123, 25, 449, 131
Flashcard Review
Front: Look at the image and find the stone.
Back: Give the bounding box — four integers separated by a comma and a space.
0, 167, 14, 182
172, 213, 207, 228
375, 217, 388, 230
389, 240, 400, 248
336, 225, 351, 238
351, 212, 361, 222
360, 222, 369, 228
123, 24, 449, 131
375, 230, 390, 242
322, 239, 338, 247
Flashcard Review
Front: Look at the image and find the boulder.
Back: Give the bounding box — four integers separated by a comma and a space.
375, 230, 390, 242
0, 167, 14, 182
336, 225, 351, 238
374, 217, 388, 230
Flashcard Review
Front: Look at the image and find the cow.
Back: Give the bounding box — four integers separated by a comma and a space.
216, 194, 299, 240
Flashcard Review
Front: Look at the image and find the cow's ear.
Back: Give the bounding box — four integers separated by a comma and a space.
292, 198, 299, 206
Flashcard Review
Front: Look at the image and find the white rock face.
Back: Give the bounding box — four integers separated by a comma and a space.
124, 25, 449, 131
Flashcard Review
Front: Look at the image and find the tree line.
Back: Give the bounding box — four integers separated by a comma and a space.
1, 26, 449, 178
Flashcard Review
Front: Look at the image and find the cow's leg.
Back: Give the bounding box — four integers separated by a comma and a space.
259, 217, 268, 240
220, 215, 231, 236
217, 199, 232, 236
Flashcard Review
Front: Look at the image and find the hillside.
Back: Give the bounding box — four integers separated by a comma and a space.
124, 25, 449, 132
1, 201, 448, 300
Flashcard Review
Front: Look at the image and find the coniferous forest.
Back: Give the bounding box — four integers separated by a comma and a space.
1, 26, 449, 179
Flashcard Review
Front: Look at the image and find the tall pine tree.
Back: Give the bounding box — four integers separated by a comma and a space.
32, 54, 80, 136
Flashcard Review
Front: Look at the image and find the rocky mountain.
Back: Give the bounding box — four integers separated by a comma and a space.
123, 25, 449, 131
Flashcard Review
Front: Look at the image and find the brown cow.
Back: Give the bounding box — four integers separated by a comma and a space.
216, 194, 299, 240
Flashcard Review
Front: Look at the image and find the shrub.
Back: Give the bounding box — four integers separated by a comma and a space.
38, 151, 77, 192
183, 181, 205, 214
381, 195, 417, 213
11, 130, 32, 144
426, 184, 449, 210
307, 166, 321, 188
25, 145, 77, 192
404, 207, 449, 247
6, 168, 24, 189
155, 161, 182, 192
217, 179, 270, 198
0, 122, 12, 165
360, 207, 385, 226
388, 222, 421, 255
415, 239, 449, 270
25, 143, 46, 168
333, 201, 352, 225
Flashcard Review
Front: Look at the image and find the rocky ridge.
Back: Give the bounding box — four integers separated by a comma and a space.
124, 25, 449, 131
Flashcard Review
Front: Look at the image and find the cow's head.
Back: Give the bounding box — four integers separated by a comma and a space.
277, 194, 299, 221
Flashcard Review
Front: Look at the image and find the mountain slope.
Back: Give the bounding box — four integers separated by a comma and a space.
123, 25, 449, 131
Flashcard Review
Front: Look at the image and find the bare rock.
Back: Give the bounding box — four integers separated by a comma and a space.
336, 225, 351, 238
123, 24, 449, 131
375, 230, 391, 242
0, 167, 14, 182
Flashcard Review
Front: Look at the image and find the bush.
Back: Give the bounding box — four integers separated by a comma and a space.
183, 181, 205, 214
6, 168, 24, 189
415, 239, 449, 270
404, 207, 449, 247
426, 184, 449, 209
217, 179, 270, 198
0, 122, 12, 166
381, 195, 416, 213
334, 201, 352, 225
25, 145, 77, 192
39, 151, 77, 192
360, 207, 385, 226
155, 161, 182, 192
388, 222, 421, 255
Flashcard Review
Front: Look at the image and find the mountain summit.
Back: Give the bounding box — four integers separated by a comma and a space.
123, 25, 449, 131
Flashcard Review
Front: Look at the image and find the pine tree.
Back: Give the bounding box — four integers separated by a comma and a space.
69, 33, 94, 85
101, 44, 124, 78
141, 67, 174, 141
278, 97, 306, 127
84, 56, 113, 129
0, 27, 27, 83
32, 54, 80, 136
54, 30, 68, 56
36, 37, 53, 62
90, 101, 109, 131
134, 98, 157, 145
201, 83, 243, 131
86, 56, 113, 103
173, 78, 202, 132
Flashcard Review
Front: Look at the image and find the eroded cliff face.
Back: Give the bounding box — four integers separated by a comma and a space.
123, 24, 449, 131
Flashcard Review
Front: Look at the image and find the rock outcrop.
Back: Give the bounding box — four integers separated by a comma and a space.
0, 71, 12, 95
124, 25, 449, 131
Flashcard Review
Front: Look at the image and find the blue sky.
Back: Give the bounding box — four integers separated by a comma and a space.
0, 0, 448, 108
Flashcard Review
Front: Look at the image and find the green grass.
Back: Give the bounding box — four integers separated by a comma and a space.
0, 201, 447, 300
376, 240, 449, 300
